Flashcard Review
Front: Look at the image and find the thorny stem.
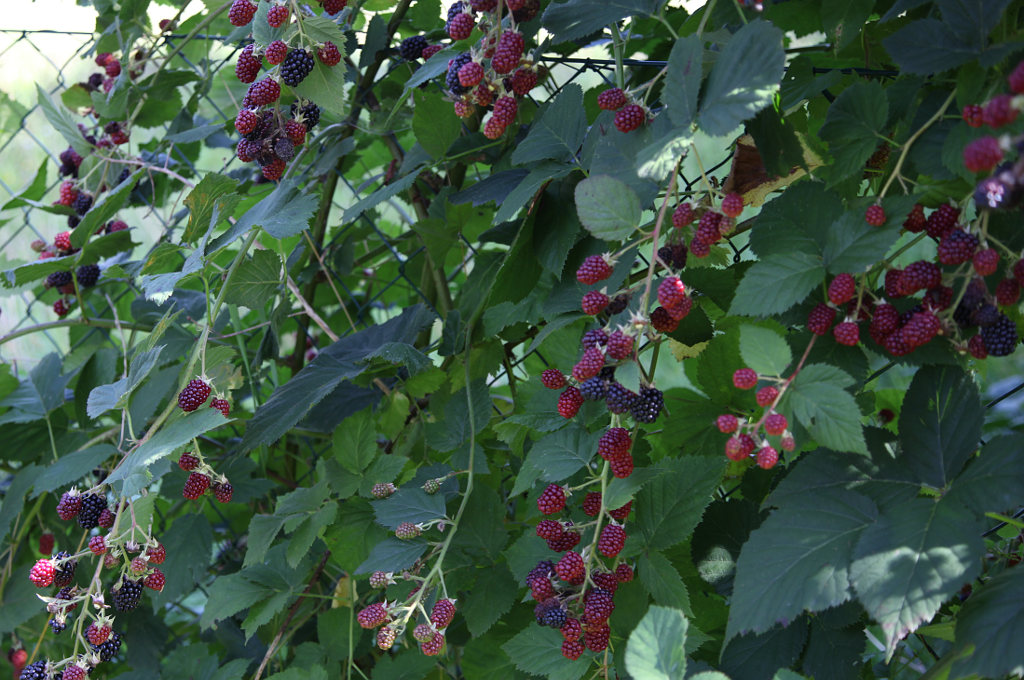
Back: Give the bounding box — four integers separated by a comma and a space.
878, 91, 956, 199
640, 156, 684, 313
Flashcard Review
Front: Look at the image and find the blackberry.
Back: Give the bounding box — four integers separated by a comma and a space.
605, 382, 637, 414
578, 376, 607, 401
650, 306, 679, 332
592, 571, 619, 592
764, 412, 788, 435
228, 0, 257, 25
281, 48, 315, 86
581, 328, 608, 350
266, 4, 289, 27
807, 303, 837, 335
213, 482, 233, 503
178, 378, 211, 411
398, 35, 428, 61
210, 397, 231, 416
631, 385, 663, 423
597, 427, 631, 460
981, 315, 1019, 356
178, 452, 199, 470
954, 278, 987, 327
492, 30, 524, 74
535, 599, 566, 628
672, 202, 694, 227
446, 53, 473, 95
511, 0, 541, 21
113, 576, 144, 612
597, 524, 626, 557
597, 87, 628, 111
555, 551, 585, 582
78, 493, 106, 529
615, 104, 646, 132
581, 290, 609, 315
52, 551, 77, 587
576, 254, 612, 284
584, 588, 615, 624
72, 192, 93, 216
828, 273, 856, 304
431, 599, 456, 628
537, 484, 566, 515
292, 101, 320, 131
968, 334, 988, 358
756, 385, 780, 407
247, 77, 280, 105
606, 330, 634, 360
582, 492, 602, 516
56, 490, 82, 520
540, 369, 566, 389
46, 271, 73, 289
903, 203, 926, 232
274, 137, 295, 161
865, 204, 886, 226
76, 264, 100, 287
983, 94, 1018, 128
265, 39, 288, 65
91, 631, 122, 662
563, 638, 584, 660
446, 12, 474, 40
557, 386, 583, 418
997, 278, 1021, 306
971, 303, 1000, 327
585, 623, 611, 651
904, 260, 941, 292
49, 618, 67, 634
547, 530, 581, 552
20, 661, 50, 680
235, 44, 261, 83
963, 136, 1003, 173
925, 204, 959, 241
937, 230, 979, 265
717, 414, 739, 433
183, 472, 210, 500
607, 293, 631, 314
509, 67, 538, 95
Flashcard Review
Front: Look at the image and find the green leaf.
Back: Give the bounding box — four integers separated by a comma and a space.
511, 424, 601, 496
664, 36, 703, 127
818, 81, 888, 184
30, 445, 117, 496
105, 408, 229, 497
461, 565, 518, 636
0, 576, 41, 635
625, 606, 688, 680
332, 407, 377, 474
850, 496, 985, 659
223, 250, 281, 309
290, 61, 347, 117
242, 306, 434, 450
341, 172, 419, 225
244, 515, 286, 568
637, 456, 724, 550
152, 514, 213, 606
748, 183, 839, 258
35, 85, 91, 157
501, 623, 589, 680
200, 572, 271, 630
639, 551, 692, 614
898, 365, 982, 488
725, 489, 878, 643
697, 20, 786, 137
354, 537, 428, 574
739, 325, 792, 377
373, 488, 446, 529
0, 354, 71, 423
730, 252, 825, 317
286, 505, 336, 567
541, 0, 660, 44
603, 467, 669, 511
802, 620, 866, 680
822, 210, 903, 275
821, 0, 875, 49
950, 567, 1024, 678
720, 620, 809, 680
72, 169, 145, 248
413, 89, 461, 159
0, 467, 42, 543
495, 163, 574, 224
882, 19, 981, 76
783, 364, 866, 455
574, 175, 641, 242
183, 173, 240, 243
297, 15, 347, 44
948, 434, 1024, 515
244, 180, 319, 241
511, 84, 587, 166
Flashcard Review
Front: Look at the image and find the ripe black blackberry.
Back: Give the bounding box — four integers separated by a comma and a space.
20, 661, 50, 680
291, 100, 321, 131
578, 376, 607, 401
45, 271, 73, 289
281, 48, 315, 86
399, 35, 428, 61
446, 53, 473, 95
91, 631, 122, 661
981, 314, 1019, 356
605, 382, 637, 414
537, 602, 567, 628
78, 493, 106, 529
76, 264, 100, 288
632, 386, 664, 423
52, 551, 77, 587
607, 293, 631, 315
178, 378, 211, 412
274, 137, 295, 161
113, 576, 144, 612
49, 618, 67, 634
72, 192, 93, 215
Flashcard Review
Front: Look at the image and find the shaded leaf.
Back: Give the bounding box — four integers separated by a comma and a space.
625, 605, 688, 680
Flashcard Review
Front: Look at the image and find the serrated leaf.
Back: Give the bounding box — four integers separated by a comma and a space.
748, 182, 840, 258
373, 488, 446, 529
341, 172, 419, 225
574, 175, 641, 242
697, 20, 786, 137
35, 85, 91, 157
244, 515, 287, 568
0, 353, 71, 423
639, 551, 692, 614
30, 445, 118, 496
881, 19, 980, 76
71, 169, 144, 248
730, 252, 825, 317
818, 81, 888, 184
413, 89, 461, 159
541, 0, 660, 44
354, 537, 428, 574
664, 35, 702, 127
720, 620, 809, 680
603, 467, 668, 511
739, 325, 792, 377
950, 567, 1024, 678
501, 623, 588, 680
783, 364, 866, 455
332, 407, 376, 474
511, 84, 587, 166
725, 489, 877, 643
897, 365, 982, 488
286, 505, 336, 567
637, 456, 724, 550
625, 605, 688, 680
948, 434, 1024, 515
511, 424, 601, 496
822, 0, 875, 50
822, 211, 903, 275
223, 250, 281, 309
200, 572, 271, 629
183, 173, 240, 243
461, 565, 518, 636
850, 496, 985, 659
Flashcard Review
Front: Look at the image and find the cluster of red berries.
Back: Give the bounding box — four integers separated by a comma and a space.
178, 452, 234, 503
716, 368, 795, 468
32, 223, 117, 317
231, 2, 339, 180
177, 378, 231, 416
597, 87, 649, 133
671, 192, 742, 261
357, 593, 456, 657
529, 485, 634, 659
399, 1, 540, 138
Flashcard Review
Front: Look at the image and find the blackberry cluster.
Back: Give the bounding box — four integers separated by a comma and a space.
981, 315, 1020, 356
631, 386, 663, 423
20, 661, 50, 680
281, 48, 315, 86
78, 493, 106, 529
605, 382, 637, 415
113, 576, 144, 612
